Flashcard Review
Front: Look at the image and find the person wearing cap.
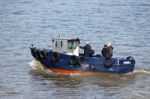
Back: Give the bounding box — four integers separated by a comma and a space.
80, 41, 94, 57
101, 43, 113, 60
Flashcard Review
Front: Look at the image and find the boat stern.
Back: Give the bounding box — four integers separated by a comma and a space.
117, 57, 136, 74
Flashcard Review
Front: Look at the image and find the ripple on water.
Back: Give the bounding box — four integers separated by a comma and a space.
1, 0, 150, 98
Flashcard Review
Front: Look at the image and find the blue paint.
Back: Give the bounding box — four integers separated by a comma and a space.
30, 48, 135, 74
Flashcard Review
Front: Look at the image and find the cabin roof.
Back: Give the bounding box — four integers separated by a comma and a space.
52, 37, 80, 41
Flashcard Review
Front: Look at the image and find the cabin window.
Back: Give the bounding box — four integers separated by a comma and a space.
68, 41, 77, 49
61, 41, 62, 47
55, 41, 63, 48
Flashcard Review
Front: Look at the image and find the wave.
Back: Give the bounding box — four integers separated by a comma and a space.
131, 69, 150, 75
28, 60, 44, 70
28, 60, 54, 76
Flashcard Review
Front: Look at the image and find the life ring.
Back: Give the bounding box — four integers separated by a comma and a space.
51, 52, 59, 61
69, 55, 79, 66
39, 50, 45, 58
42, 50, 48, 58
30, 48, 47, 59
104, 59, 112, 68
35, 50, 41, 59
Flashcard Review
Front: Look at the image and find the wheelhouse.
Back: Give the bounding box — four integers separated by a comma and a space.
51, 37, 80, 56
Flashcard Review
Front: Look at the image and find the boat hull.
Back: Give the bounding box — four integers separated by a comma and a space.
30, 48, 135, 75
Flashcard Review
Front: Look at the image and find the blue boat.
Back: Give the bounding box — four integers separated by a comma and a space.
30, 37, 135, 75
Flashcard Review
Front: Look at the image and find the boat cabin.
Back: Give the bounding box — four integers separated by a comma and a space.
51, 37, 80, 56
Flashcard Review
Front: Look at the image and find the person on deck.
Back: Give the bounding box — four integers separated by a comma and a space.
101, 43, 113, 60
80, 41, 94, 57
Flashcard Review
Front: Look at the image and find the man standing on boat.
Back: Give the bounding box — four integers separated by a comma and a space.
101, 43, 113, 60
80, 41, 94, 57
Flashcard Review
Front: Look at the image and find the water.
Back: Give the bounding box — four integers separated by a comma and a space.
0, 0, 150, 98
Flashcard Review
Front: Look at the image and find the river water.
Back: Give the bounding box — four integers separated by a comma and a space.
0, 0, 150, 99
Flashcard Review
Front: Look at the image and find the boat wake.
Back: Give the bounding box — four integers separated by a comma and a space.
130, 69, 150, 75
28, 60, 54, 76
29, 60, 45, 71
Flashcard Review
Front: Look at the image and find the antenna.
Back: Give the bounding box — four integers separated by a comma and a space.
59, 35, 61, 38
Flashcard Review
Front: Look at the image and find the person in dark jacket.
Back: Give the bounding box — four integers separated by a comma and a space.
101, 43, 113, 60
80, 41, 94, 57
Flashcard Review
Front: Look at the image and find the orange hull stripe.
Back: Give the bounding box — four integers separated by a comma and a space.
49, 68, 97, 75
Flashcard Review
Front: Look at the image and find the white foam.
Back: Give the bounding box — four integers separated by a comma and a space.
133, 69, 150, 75
124, 69, 150, 76
29, 60, 42, 69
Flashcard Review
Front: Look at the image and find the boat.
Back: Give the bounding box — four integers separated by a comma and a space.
30, 36, 135, 75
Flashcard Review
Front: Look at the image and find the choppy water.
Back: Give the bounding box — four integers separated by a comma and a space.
0, 0, 150, 99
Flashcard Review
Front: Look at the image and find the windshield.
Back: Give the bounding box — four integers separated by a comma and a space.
68, 41, 77, 49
